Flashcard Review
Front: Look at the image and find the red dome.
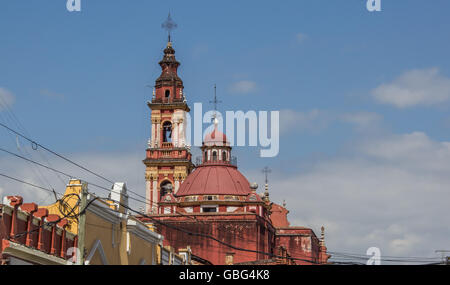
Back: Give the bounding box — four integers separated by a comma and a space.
204, 128, 229, 146
176, 165, 252, 196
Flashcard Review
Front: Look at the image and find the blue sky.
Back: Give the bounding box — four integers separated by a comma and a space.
1, 0, 450, 263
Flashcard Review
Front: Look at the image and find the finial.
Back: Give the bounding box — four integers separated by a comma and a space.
283, 200, 286, 208
161, 13, 177, 43
320, 226, 325, 245
152, 87, 156, 99
262, 166, 271, 201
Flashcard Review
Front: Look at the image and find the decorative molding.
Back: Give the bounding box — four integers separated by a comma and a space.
2, 241, 67, 265
86, 196, 122, 225
126, 219, 163, 245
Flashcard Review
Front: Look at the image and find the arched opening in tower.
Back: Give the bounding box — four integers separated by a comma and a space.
160, 180, 173, 199
162, 121, 172, 143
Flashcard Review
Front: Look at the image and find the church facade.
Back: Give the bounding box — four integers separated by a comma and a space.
139, 39, 330, 265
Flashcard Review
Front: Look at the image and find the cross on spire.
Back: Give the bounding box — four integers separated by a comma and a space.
209, 84, 222, 112
262, 166, 271, 185
209, 84, 222, 123
161, 13, 177, 42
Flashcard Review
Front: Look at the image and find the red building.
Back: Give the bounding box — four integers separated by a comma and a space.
139, 39, 330, 265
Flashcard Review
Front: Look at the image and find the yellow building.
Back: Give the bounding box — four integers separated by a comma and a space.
1, 179, 190, 265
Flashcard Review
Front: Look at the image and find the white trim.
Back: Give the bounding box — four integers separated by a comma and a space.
1, 204, 13, 215
84, 239, 108, 265
126, 232, 131, 255
126, 219, 163, 244
16, 210, 29, 221
86, 195, 122, 224
2, 241, 68, 265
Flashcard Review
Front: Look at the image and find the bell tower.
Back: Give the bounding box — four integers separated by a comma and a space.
143, 36, 193, 214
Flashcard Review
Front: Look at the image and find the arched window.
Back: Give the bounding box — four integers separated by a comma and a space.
165, 90, 170, 100
204, 151, 208, 162
162, 121, 172, 143
160, 181, 173, 199
222, 151, 227, 161
212, 151, 217, 162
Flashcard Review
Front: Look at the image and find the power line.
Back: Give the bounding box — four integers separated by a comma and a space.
0, 172, 64, 197
0, 122, 114, 185
0, 146, 204, 225
0, 123, 176, 217
0, 106, 58, 199
0, 146, 319, 249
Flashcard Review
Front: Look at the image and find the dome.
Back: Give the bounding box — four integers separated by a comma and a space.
204, 128, 229, 146
176, 165, 252, 196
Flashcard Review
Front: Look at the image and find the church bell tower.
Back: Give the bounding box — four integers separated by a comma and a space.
143, 36, 193, 213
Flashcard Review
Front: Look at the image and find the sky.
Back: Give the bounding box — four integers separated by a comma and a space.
1, 0, 450, 264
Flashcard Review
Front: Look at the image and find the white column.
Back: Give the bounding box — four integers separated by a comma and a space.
172, 120, 178, 147
152, 180, 158, 212
151, 122, 156, 148
179, 121, 184, 147
156, 123, 161, 147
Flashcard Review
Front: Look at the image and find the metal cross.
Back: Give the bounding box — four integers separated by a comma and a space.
161, 13, 177, 42
209, 84, 222, 112
262, 166, 271, 185
209, 84, 222, 122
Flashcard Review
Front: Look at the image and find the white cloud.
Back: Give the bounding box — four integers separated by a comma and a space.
372, 68, 450, 108
266, 131, 450, 261
0, 87, 15, 111
229, 80, 257, 94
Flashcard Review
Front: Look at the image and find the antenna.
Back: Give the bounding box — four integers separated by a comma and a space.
161, 13, 178, 42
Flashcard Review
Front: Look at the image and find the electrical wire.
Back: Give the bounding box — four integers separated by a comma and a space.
0, 122, 115, 185
0, 172, 64, 197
